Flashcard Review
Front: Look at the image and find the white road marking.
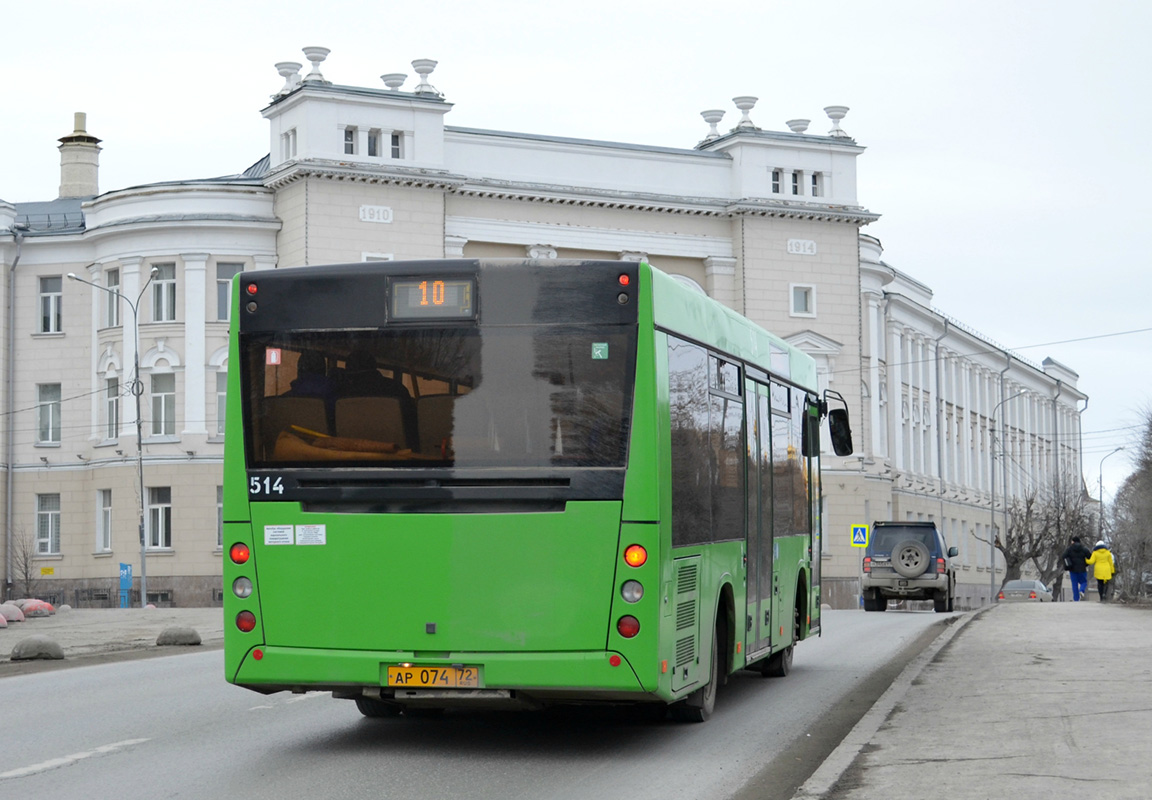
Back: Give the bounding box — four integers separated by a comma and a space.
0, 738, 151, 780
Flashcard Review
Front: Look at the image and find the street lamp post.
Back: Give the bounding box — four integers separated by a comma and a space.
1098, 446, 1124, 543
989, 390, 1025, 603
68, 267, 157, 609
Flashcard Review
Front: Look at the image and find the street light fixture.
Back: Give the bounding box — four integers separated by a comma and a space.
989, 390, 1025, 602
1098, 446, 1124, 543
68, 266, 158, 608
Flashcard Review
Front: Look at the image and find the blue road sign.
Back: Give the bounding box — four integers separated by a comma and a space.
851, 525, 869, 548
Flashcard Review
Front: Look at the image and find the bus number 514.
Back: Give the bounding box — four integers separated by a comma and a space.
249, 476, 285, 496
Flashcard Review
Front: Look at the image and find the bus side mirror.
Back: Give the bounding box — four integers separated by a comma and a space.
828, 408, 853, 456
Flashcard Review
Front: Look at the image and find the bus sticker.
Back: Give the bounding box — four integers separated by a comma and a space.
296, 525, 326, 545
264, 525, 294, 545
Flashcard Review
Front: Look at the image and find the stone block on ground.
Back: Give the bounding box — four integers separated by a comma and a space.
156, 626, 201, 646
9, 634, 65, 661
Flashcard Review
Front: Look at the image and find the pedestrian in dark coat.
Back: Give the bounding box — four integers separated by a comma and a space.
1061, 536, 1094, 601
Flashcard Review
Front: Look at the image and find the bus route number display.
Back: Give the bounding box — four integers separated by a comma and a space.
391, 277, 475, 320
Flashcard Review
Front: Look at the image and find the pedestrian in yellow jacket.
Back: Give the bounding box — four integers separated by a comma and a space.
1086, 541, 1116, 602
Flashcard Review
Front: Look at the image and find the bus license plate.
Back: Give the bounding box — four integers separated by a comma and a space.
387, 665, 480, 688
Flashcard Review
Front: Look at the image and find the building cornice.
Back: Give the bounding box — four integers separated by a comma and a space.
262, 159, 466, 191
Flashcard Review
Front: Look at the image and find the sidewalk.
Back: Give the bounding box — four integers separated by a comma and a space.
0, 607, 223, 674
793, 601, 1152, 800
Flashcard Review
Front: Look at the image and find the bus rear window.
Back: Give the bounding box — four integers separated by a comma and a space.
242, 325, 636, 469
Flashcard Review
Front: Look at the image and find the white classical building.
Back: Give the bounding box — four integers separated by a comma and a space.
0, 49, 1085, 608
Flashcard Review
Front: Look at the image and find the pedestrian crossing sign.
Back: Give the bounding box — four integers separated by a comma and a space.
851, 525, 869, 547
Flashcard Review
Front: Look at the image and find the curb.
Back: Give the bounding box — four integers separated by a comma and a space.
789, 605, 994, 799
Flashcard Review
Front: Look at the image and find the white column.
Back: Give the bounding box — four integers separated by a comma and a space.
867, 294, 884, 458
120, 257, 144, 441
890, 326, 904, 471
704, 256, 737, 310
182, 253, 208, 436
961, 361, 972, 489
927, 338, 939, 483
84, 262, 103, 441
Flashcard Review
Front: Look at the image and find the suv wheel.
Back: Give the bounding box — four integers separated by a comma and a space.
892, 539, 931, 578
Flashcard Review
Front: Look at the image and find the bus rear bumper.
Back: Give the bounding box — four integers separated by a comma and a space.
231, 645, 653, 703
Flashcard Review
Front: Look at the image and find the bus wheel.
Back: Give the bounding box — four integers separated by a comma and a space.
355, 697, 401, 718
761, 643, 793, 677
669, 623, 720, 723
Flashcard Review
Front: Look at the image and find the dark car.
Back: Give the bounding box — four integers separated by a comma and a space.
862, 521, 958, 612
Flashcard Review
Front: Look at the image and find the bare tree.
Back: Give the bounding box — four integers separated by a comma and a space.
1110, 408, 1152, 601
1031, 474, 1095, 598
995, 493, 1047, 588
8, 525, 42, 600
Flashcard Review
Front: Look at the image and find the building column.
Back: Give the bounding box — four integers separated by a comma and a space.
961, 361, 972, 489
866, 293, 884, 459
704, 256, 737, 310
890, 326, 904, 472
182, 253, 208, 436
119, 257, 144, 441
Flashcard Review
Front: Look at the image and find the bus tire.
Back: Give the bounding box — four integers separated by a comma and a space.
669, 623, 720, 723
355, 697, 401, 718
760, 601, 797, 678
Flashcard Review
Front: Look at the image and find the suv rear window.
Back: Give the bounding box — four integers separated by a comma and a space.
870, 527, 936, 554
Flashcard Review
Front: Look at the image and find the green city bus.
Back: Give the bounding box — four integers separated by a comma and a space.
223, 259, 852, 722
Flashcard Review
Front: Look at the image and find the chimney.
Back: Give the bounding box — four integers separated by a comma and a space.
58, 112, 102, 198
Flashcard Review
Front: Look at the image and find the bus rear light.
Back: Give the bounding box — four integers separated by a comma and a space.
236, 611, 257, 632
246, 283, 258, 295
253, 649, 264, 660
616, 615, 640, 638
862, 557, 872, 573
229, 543, 250, 565
233, 577, 253, 598
609, 655, 622, 667
621, 580, 643, 603
618, 274, 630, 286
623, 545, 647, 568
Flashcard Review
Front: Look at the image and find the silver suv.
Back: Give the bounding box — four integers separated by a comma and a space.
862, 521, 958, 612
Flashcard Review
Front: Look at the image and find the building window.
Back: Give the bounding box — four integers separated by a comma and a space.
105, 377, 120, 440
771, 169, 781, 194
216, 485, 224, 548
344, 127, 356, 155
391, 131, 402, 159
98, 489, 112, 552
367, 129, 380, 157
37, 383, 61, 443
152, 263, 176, 322
148, 487, 172, 549
37, 494, 61, 554
791, 171, 801, 195
216, 263, 243, 321
216, 372, 227, 435
150, 373, 175, 436
811, 172, 823, 197
790, 284, 816, 317
39, 276, 63, 333
106, 268, 121, 327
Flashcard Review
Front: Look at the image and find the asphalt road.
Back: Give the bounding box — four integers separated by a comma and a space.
0, 609, 951, 800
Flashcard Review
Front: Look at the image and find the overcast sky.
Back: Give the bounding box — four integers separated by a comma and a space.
4, 0, 1149, 496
